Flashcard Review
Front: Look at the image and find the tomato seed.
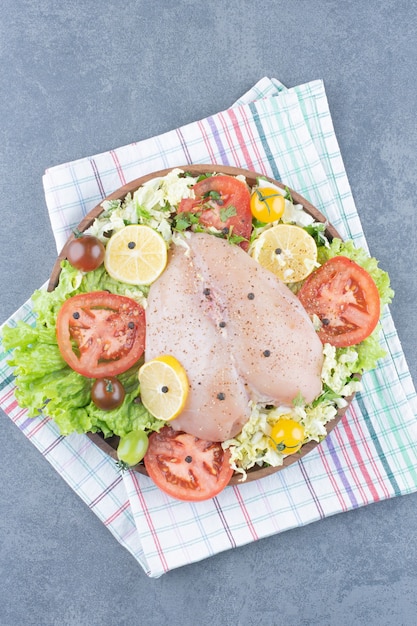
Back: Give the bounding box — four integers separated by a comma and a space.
72, 311, 80, 319
185, 456, 192, 463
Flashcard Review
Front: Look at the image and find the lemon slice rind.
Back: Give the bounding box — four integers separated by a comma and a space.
138, 355, 189, 421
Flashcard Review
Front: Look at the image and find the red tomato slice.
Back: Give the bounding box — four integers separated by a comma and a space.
177, 175, 252, 248
298, 256, 380, 347
56, 291, 146, 377
144, 426, 234, 501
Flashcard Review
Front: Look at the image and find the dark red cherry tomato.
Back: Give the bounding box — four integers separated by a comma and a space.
91, 377, 126, 410
66, 234, 105, 272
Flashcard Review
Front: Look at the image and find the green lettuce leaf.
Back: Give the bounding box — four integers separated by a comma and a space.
1, 262, 161, 438
336, 326, 387, 373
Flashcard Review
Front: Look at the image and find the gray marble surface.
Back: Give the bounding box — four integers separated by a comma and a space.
1, 1, 416, 624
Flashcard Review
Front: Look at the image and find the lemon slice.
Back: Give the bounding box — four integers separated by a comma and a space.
138, 355, 189, 421
251, 224, 317, 283
104, 224, 167, 285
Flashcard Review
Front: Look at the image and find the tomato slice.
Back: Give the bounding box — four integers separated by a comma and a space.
298, 256, 380, 347
177, 175, 252, 248
144, 426, 234, 501
56, 291, 146, 377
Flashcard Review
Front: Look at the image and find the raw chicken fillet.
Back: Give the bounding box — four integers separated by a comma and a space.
145, 232, 323, 442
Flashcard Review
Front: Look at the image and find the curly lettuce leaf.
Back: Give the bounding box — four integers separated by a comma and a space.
47, 367, 164, 437
79, 263, 149, 302
336, 327, 387, 374
2, 321, 57, 351
1, 262, 160, 438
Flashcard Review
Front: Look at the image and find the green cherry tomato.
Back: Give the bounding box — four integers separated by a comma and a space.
117, 430, 149, 467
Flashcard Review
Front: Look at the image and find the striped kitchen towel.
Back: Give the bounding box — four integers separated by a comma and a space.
1, 77, 416, 577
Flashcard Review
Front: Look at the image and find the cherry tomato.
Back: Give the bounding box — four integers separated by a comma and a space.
117, 430, 149, 467
250, 187, 285, 223
270, 418, 305, 455
66, 234, 105, 272
298, 256, 380, 347
56, 291, 146, 377
144, 426, 234, 501
91, 376, 125, 410
177, 175, 252, 248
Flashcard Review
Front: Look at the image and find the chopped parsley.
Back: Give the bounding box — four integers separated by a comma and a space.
172, 211, 201, 232
219, 205, 237, 222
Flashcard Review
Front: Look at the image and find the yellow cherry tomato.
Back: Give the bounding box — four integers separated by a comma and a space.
269, 418, 305, 455
250, 187, 285, 223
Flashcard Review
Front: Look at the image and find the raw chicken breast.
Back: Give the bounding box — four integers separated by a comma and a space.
144, 244, 251, 441
187, 233, 324, 405
145, 232, 323, 441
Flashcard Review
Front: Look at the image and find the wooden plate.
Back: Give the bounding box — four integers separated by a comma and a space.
48, 164, 356, 485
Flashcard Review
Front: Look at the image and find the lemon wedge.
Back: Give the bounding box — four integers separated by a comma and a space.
251, 224, 317, 283
104, 224, 167, 285
138, 355, 189, 421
